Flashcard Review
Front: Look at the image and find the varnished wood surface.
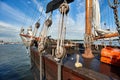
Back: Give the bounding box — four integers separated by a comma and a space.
30, 46, 120, 80
94, 32, 120, 40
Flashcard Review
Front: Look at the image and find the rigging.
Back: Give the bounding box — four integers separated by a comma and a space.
108, 0, 120, 36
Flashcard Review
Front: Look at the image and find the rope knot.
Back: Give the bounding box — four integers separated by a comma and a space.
84, 34, 93, 48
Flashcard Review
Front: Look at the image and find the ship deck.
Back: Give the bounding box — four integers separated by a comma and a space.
31, 46, 120, 80
45, 54, 120, 80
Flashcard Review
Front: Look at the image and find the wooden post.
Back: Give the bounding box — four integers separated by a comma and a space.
85, 0, 92, 35
82, 0, 94, 58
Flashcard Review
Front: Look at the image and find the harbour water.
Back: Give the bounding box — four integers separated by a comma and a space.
0, 41, 119, 80
0, 44, 34, 80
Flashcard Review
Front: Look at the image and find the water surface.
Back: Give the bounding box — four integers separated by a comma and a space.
0, 44, 34, 80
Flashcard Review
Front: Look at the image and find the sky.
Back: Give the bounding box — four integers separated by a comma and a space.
0, 0, 120, 42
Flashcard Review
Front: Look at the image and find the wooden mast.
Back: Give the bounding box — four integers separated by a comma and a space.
82, 0, 94, 58
85, 0, 92, 35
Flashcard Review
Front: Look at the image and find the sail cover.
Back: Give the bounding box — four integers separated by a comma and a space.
46, 0, 74, 13
92, 0, 112, 36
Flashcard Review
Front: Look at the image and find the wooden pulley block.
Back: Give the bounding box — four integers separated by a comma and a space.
59, 2, 69, 14
35, 22, 40, 29
55, 47, 66, 59
45, 19, 52, 27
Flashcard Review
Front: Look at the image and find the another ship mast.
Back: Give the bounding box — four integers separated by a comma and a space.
82, 0, 94, 58
94, 0, 120, 40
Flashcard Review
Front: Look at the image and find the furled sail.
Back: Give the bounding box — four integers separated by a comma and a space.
92, 0, 112, 36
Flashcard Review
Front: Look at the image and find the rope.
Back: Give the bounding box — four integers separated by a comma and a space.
56, 14, 62, 58
33, 22, 40, 37
29, 5, 38, 26
55, 2, 69, 59
95, 44, 99, 50
101, 39, 106, 48
108, 0, 120, 37
84, 34, 94, 48
57, 62, 62, 80
38, 13, 52, 52
59, 2, 69, 15
109, 39, 112, 45
64, 0, 67, 3
31, 2, 42, 25
39, 52, 43, 80
55, 2, 69, 80
57, 54, 65, 80
38, 7, 44, 21
38, 13, 53, 80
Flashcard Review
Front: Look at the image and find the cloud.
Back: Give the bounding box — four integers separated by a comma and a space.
0, 1, 46, 42
66, 12, 85, 39
32, 0, 46, 17
0, 0, 86, 41
49, 10, 85, 40
0, 21, 21, 42
47, 0, 85, 40
0, 2, 32, 27
0, 21, 19, 31
76, 0, 85, 12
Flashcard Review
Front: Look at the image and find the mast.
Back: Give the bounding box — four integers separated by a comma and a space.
85, 0, 92, 35
82, 0, 94, 58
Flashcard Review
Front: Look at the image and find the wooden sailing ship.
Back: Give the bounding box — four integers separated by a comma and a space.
20, 0, 120, 80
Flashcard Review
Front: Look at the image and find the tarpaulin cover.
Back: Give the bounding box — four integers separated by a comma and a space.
46, 0, 74, 13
